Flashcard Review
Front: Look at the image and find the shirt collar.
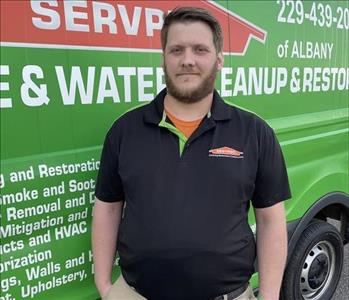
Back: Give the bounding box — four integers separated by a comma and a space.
143, 88, 232, 124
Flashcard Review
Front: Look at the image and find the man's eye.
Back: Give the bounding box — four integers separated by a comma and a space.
196, 48, 208, 53
171, 48, 182, 54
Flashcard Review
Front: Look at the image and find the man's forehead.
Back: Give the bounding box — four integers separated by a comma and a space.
166, 21, 215, 46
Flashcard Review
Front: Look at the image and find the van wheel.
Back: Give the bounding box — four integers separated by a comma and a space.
281, 220, 343, 300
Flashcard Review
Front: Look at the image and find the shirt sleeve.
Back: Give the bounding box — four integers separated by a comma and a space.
251, 121, 291, 208
95, 130, 124, 202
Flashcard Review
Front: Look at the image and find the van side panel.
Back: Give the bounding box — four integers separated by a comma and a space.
1, 1, 348, 299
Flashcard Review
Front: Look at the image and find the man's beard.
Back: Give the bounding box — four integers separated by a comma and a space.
164, 62, 218, 104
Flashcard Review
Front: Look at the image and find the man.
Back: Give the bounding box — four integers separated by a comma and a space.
92, 7, 290, 300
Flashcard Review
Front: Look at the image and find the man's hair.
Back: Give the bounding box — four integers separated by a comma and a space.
161, 7, 223, 53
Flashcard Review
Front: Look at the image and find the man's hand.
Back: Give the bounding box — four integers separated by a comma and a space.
92, 199, 124, 297
254, 202, 287, 300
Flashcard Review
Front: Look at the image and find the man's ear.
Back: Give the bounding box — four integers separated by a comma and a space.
161, 53, 165, 69
216, 52, 224, 71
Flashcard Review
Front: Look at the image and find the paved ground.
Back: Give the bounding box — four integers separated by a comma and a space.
332, 244, 349, 300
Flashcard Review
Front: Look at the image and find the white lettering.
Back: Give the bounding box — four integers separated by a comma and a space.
233, 68, 247, 96
97, 67, 120, 103
64, 1, 89, 32
303, 67, 313, 92
337, 68, 346, 90
276, 67, 288, 93
264, 68, 277, 95
221, 68, 233, 97
0, 188, 39, 205
321, 68, 331, 92
145, 8, 163, 37
55, 221, 87, 240
330, 68, 339, 91
248, 67, 263, 95
137, 67, 154, 101
56, 66, 95, 104
312, 67, 322, 92
118, 67, 136, 102
25, 262, 61, 280
69, 179, 95, 192
0, 174, 5, 189
31, 0, 60, 30
6, 199, 61, 221
0, 65, 12, 108
156, 67, 165, 94
118, 4, 142, 36
92, 1, 117, 34
291, 41, 334, 60
21, 65, 50, 106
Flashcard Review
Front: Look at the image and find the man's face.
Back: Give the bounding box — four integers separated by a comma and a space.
163, 21, 223, 103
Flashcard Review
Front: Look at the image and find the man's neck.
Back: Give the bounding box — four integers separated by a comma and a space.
164, 92, 214, 121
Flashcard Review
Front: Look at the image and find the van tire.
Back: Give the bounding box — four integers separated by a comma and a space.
281, 220, 343, 300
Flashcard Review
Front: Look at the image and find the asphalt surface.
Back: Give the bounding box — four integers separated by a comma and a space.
332, 244, 349, 300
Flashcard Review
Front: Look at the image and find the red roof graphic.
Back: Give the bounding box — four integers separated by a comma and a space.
1, 0, 266, 55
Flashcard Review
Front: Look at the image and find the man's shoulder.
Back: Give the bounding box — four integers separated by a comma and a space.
227, 101, 270, 130
113, 102, 153, 125
106, 102, 154, 138
121, 102, 153, 121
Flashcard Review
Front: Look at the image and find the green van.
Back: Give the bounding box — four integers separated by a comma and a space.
1, 1, 348, 299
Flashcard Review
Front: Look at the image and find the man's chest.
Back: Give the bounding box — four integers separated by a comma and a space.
118, 125, 259, 201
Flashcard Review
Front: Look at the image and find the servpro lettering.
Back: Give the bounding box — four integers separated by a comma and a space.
1, 1, 266, 54
30, 1, 163, 37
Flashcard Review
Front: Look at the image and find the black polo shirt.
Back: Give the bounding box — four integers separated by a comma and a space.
95, 89, 291, 300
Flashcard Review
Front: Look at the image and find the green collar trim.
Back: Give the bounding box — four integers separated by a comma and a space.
207, 109, 211, 118
158, 111, 187, 156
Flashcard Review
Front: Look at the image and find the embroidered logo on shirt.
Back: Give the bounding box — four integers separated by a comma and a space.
209, 146, 244, 158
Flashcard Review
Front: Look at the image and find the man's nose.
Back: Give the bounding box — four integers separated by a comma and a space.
181, 49, 196, 67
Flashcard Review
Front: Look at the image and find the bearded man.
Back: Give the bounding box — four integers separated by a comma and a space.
92, 7, 290, 300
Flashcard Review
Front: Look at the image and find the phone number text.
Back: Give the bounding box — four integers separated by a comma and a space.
277, 0, 349, 30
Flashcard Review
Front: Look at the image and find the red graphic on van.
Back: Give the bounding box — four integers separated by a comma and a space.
0, 0, 266, 55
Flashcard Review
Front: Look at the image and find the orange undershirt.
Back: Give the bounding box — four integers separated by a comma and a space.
165, 109, 203, 139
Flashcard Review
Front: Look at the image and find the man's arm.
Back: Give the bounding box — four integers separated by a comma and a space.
254, 202, 287, 300
92, 198, 124, 298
